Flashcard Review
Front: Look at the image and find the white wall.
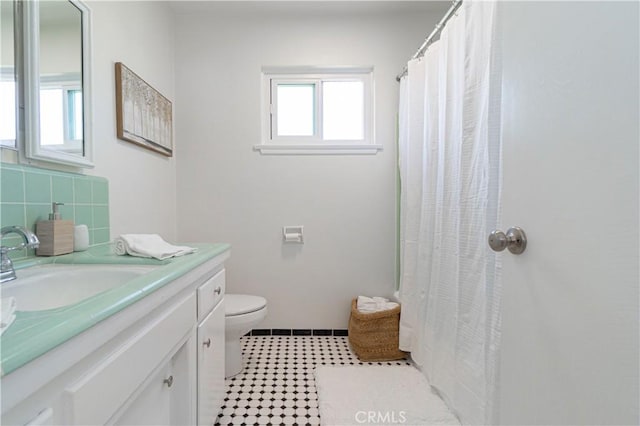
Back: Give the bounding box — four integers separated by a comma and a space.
174, 4, 444, 328
86, 0, 177, 240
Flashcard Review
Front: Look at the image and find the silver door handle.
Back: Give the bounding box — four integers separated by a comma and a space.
163, 375, 173, 388
203, 338, 211, 348
488, 227, 527, 254
214, 286, 221, 295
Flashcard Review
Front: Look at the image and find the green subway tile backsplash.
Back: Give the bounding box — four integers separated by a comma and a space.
1, 203, 25, 227
0, 163, 110, 261
92, 228, 110, 245
74, 205, 93, 228
73, 179, 92, 204
92, 180, 109, 205
52, 176, 74, 204
24, 172, 51, 204
93, 206, 109, 229
58, 204, 75, 222
25, 204, 52, 228
1, 168, 24, 203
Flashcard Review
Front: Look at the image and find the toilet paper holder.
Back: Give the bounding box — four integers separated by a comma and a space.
283, 226, 304, 243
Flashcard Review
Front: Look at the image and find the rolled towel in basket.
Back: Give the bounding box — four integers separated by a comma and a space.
357, 295, 399, 313
114, 234, 196, 260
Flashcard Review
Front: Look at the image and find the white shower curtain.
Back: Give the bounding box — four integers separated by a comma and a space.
398, 2, 502, 424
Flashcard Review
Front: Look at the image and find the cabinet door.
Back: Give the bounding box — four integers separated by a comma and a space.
197, 300, 225, 426
113, 334, 195, 426
113, 362, 172, 425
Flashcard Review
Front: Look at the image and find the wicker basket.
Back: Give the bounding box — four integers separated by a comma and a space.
348, 299, 406, 361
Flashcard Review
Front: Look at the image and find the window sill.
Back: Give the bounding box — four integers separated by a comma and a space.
253, 144, 383, 155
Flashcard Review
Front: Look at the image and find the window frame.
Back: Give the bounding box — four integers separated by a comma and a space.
257, 67, 381, 155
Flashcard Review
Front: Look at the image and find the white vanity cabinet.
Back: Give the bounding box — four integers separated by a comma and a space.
1, 253, 229, 426
197, 269, 226, 426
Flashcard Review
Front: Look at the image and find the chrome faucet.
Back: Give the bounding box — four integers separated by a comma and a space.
1, 226, 40, 283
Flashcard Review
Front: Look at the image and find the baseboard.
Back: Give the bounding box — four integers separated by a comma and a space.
245, 329, 349, 337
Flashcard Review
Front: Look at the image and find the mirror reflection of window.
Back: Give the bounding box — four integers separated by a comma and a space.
38, 0, 83, 154
0, 0, 16, 148
39, 88, 64, 146
39, 83, 83, 150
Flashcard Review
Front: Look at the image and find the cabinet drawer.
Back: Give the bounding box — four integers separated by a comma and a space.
197, 269, 225, 321
62, 293, 196, 425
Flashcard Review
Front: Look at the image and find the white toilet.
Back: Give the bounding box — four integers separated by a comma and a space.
225, 294, 268, 378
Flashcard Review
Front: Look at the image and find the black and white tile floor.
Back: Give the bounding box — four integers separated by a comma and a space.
215, 335, 411, 426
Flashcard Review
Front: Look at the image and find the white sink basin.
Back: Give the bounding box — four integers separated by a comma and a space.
2, 264, 159, 311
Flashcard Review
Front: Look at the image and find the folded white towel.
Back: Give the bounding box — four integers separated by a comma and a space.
357, 295, 399, 313
114, 234, 197, 260
1, 297, 17, 336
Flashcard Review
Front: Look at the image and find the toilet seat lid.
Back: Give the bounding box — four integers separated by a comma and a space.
226, 294, 267, 316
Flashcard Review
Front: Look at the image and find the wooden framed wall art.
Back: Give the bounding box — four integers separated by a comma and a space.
115, 62, 173, 156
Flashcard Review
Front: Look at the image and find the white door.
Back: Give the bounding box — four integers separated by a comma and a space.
497, 2, 639, 425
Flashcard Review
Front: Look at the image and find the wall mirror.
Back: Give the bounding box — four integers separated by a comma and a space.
20, 0, 93, 168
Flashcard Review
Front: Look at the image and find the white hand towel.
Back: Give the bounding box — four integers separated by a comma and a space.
114, 234, 197, 260
1, 297, 17, 336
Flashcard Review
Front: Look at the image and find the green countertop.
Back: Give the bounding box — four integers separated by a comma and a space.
0, 242, 230, 376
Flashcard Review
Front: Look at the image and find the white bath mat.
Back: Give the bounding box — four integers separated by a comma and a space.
315, 365, 460, 426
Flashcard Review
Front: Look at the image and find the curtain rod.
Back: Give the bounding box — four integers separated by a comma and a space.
395, 0, 463, 82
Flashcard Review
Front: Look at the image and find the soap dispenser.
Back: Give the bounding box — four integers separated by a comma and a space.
36, 202, 74, 256
49, 202, 62, 220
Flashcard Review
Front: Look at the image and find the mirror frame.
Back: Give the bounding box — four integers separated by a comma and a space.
20, 0, 93, 168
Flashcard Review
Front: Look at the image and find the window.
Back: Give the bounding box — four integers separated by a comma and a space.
257, 67, 381, 154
